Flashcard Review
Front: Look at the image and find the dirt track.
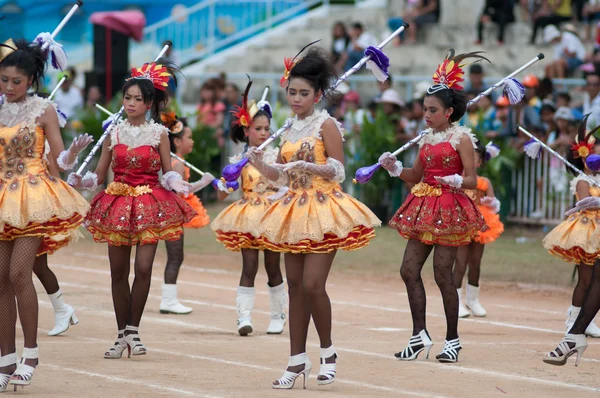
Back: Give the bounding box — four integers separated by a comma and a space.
17, 239, 600, 397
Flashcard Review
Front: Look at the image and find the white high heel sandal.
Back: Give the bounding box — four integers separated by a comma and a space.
544, 333, 587, 366
124, 325, 147, 357
317, 345, 337, 385
9, 347, 38, 389
436, 338, 462, 363
104, 329, 127, 359
0, 353, 17, 392
272, 353, 312, 390
395, 329, 433, 361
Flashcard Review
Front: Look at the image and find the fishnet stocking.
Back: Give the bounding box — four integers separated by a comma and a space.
0, 241, 16, 363
164, 236, 184, 285
129, 243, 158, 328
453, 242, 485, 288
433, 245, 459, 340
33, 254, 59, 295
239, 249, 283, 288
570, 260, 600, 335
572, 263, 592, 308
400, 240, 433, 334
108, 245, 132, 331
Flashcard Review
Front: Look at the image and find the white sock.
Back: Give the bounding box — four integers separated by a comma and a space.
48, 289, 66, 311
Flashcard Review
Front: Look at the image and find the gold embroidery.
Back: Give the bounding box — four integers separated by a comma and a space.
411, 182, 442, 197
105, 181, 153, 197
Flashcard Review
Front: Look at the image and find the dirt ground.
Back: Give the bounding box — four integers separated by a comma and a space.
7, 232, 595, 398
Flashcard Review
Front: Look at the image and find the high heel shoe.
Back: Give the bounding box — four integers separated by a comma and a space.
436, 338, 461, 363
104, 329, 127, 359
124, 325, 147, 357
544, 333, 587, 366
317, 345, 337, 385
9, 347, 38, 389
395, 329, 433, 361
272, 353, 312, 390
48, 304, 79, 336
0, 353, 17, 392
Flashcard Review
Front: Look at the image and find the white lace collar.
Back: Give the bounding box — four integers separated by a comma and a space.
570, 174, 600, 195
282, 109, 343, 144
109, 119, 167, 150
229, 145, 279, 165
0, 95, 50, 128
418, 124, 477, 150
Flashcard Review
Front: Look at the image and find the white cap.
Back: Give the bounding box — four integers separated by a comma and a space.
378, 88, 404, 107
413, 80, 431, 100
337, 82, 350, 95
543, 25, 561, 43
554, 106, 574, 121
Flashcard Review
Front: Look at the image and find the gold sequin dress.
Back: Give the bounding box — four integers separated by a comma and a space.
257, 110, 381, 253
0, 95, 90, 255
211, 146, 281, 251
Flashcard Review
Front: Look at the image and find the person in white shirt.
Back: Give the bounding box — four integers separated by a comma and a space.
53, 67, 83, 119
543, 24, 586, 78
336, 22, 378, 72
583, 71, 600, 130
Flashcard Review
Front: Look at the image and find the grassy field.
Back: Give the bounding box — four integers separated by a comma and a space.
182, 203, 577, 289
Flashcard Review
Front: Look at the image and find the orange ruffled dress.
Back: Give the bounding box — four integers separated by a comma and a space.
172, 158, 210, 229
257, 110, 381, 253
465, 176, 504, 244
85, 120, 196, 246
543, 175, 600, 265
389, 125, 488, 246
211, 146, 281, 251
0, 95, 90, 255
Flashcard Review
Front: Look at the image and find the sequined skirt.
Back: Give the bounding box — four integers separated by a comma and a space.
543, 210, 600, 265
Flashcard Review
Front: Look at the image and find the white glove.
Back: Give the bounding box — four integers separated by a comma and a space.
216, 180, 230, 193
67, 171, 98, 191
189, 172, 216, 193
57, 134, 94, 170
434, 174, 463, 188
480, 196, 501, 214
162, 171, 191, 194
565, 196, 600, 216
378, 152, 403, 177
273, 158, 344, 182
246, 146, 264, 164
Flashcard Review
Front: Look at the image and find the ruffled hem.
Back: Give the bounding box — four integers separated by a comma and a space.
87, 224, 184, 246
183, 193, 210, 229
397, 230, 479, 246
210, 197, 270, 236
259, 225, 376, 254
542, 211, 600, 257
215, 231, 263, 251
0, 214, 85, 255
547, 246, 599, 265
474, 206, 504, 244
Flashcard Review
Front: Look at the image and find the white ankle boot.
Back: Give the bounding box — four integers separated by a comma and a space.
565, 305, 600, 338
267, 282, 287, 334
237, 286, 255, 336
47, 289, 79, 336
465, 284, 487, 317
160, 284, 192, 315
457, 288, 470, 318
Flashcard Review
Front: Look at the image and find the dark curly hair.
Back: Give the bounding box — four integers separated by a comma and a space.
288, 47, 338, 101
0, 39, 47, 92
121, 58, 179, 122
230, 110, 270, 144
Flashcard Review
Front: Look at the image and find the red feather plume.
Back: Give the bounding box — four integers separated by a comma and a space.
231, 77, 253, 128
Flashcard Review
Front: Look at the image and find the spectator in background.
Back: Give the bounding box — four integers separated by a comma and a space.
84, 85, 103, 111
401, 0, 440, 44
517, 74, 543, 129
556, 91, 572, 107
464, 64, 489, 95
530, 0, 573, 45
476, 0, 515, 45
583, 69, 600, 128
547, 106, 575, 193
540, 102, 558, 136
337, 22, 378, 72
487, 96, 514, 139
196, 81, 226, 147
330, 21, 350, 64
377, 88, 404, 117
53, 66, 83, 119
373, 75, 394, 102
583, 0, 600, 41
222, 82, 241, 143
543, 24, 586, 78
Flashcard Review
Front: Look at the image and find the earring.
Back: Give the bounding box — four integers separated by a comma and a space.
445, 114, 450, 119
314, 96, 320, 103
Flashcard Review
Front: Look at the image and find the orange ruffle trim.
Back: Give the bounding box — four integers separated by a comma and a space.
1, 214, 85, 255
398, 230, 479, 247
215, 231, 262, 251
474, 205, 504, 244
259, 225, 376, 254
548, 246, 600, 265
86, 224, 184, 246
183, 193, 210, 229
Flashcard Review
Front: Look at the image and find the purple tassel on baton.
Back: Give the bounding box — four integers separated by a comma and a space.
364, 46, 390, 82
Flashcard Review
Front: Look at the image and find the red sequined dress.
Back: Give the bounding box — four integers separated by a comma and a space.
389, 124, 488, 246
85, 120, 196, 246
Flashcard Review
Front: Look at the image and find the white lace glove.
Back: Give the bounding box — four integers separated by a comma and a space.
162, 171, 191, 194
480, 196, 501, 214
434, 174, 463, 188
216, 180, 230, 193
57, 134, 94, 171
378, 152, 403, 177
189, 172, 216, 193
247, 146, 288, 185
273, 158, 346, 183
565, 196, 600, 216
67, 171, 98, 191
